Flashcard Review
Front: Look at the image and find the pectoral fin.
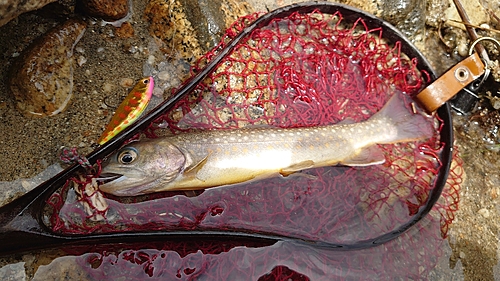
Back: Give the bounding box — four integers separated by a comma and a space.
340, 146, 386, 166
184, 155, 209, 179
280, 160, 315, 177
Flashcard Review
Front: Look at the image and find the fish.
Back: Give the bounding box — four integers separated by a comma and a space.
97, 77, 154, 145
99, 93, 434, 196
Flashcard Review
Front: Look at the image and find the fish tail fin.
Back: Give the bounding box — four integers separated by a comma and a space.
370, 93, 434, 143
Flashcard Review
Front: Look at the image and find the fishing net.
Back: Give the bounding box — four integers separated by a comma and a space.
65, 216, 448, 280
44, 191, 460, 280
45, 7, 460, 256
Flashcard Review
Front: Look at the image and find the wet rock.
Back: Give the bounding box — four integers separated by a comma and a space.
115, 21, 134, 38
0, 262, 26, 280
9, 18, 86, 117
144, 0, 253, 63
0, 0, 56, 27
478, 208, 490, 218
381, 0, 426, 41
444, 0, 489, 30
426, 0, 450, 27
79, 0, 128, 21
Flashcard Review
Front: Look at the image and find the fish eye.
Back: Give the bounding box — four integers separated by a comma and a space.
142, 79, 149, 84
118, 148, 138, 164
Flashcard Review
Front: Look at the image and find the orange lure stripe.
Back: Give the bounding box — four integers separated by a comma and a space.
97, 77, 154, 145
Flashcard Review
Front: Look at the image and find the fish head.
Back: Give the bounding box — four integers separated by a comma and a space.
99, 139, 186, 196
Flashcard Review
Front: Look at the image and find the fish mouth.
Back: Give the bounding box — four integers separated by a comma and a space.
97, 169, 160, 196
96, 173, 123, 184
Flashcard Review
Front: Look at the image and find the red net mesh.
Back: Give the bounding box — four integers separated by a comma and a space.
45, 9, 460, 253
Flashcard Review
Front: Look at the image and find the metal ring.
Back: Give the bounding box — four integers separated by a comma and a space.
468, 36, 500, 56
467, 36, 497, 87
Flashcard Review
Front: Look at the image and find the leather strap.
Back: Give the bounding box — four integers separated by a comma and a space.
416, 52, 485, 112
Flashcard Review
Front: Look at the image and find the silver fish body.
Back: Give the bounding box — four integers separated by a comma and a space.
99, 94, 433, 196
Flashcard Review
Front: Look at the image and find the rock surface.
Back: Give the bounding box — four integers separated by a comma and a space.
9, 18, 86, 117
381, 0, 426, 40
79, 0, 129, 21
0, 0, 56, 27
115, 21, 134, 38
444, 0, 489, 29
144, 0, 252, 63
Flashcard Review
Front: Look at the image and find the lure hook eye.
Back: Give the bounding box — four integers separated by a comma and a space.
117, 148, 138, 164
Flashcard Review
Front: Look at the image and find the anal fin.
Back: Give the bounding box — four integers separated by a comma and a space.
340, 145, 386, 166
280, 160, 315, 177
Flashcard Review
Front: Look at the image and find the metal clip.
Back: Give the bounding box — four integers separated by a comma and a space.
450, 37, 500, 114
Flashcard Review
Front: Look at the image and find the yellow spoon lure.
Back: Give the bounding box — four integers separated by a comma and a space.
97, 77, 154, 145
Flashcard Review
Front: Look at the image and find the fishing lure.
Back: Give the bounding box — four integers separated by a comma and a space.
97, 77, 154, 145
